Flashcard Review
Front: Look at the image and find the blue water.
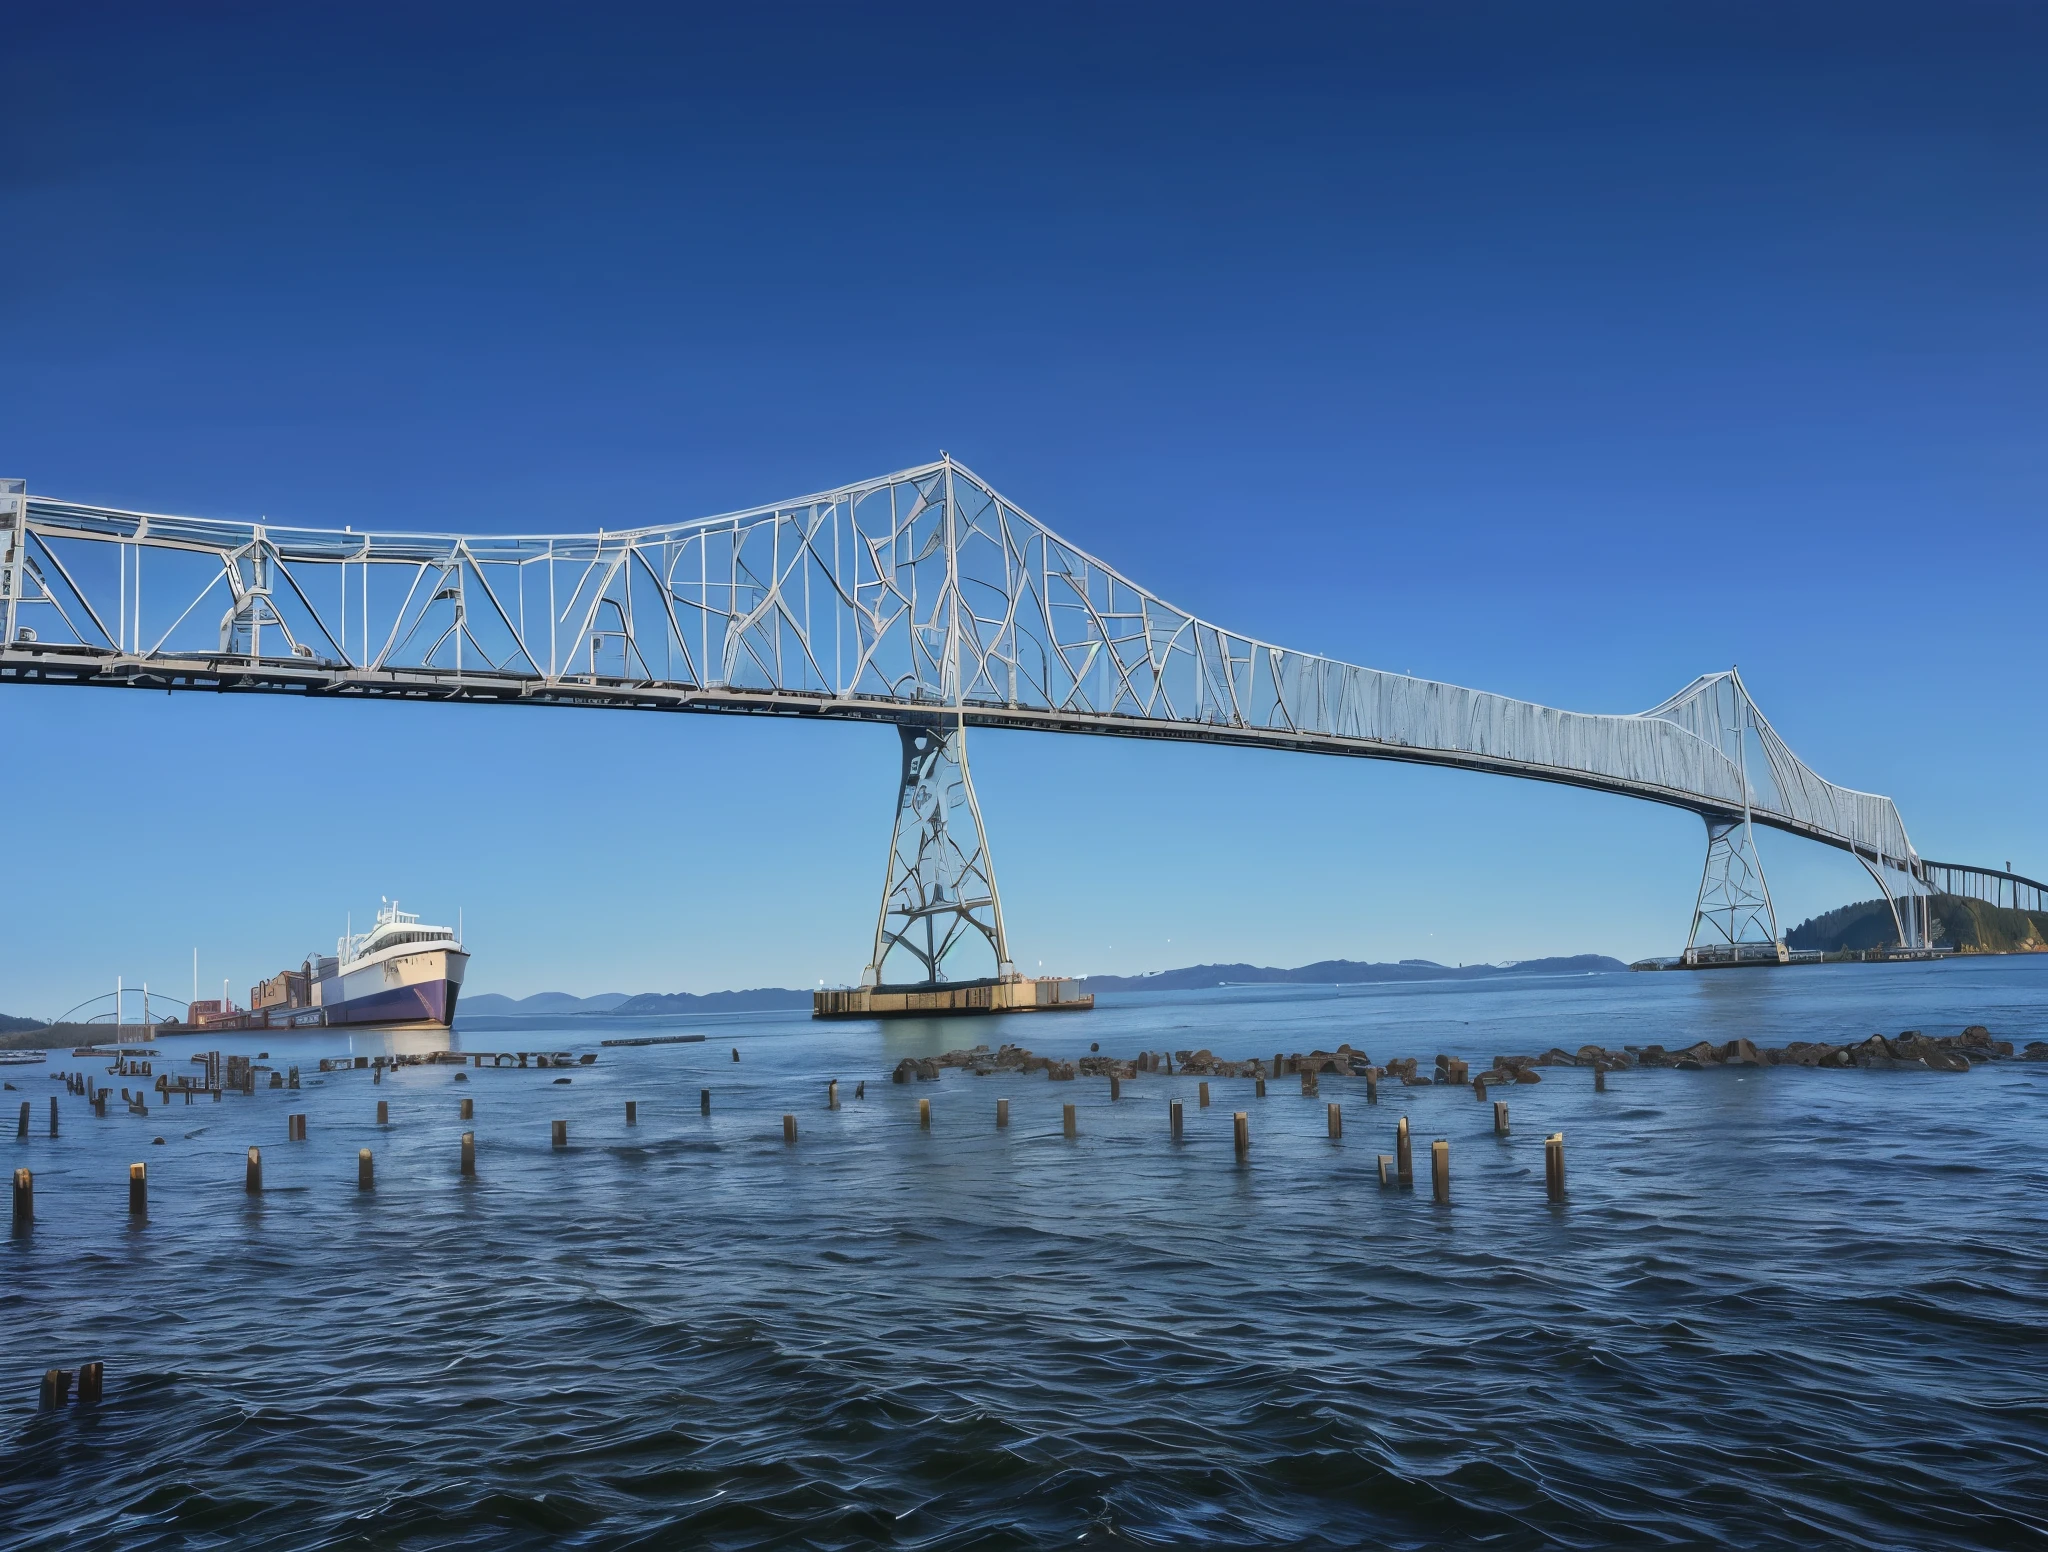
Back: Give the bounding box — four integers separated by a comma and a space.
5, 957, 2048, 1549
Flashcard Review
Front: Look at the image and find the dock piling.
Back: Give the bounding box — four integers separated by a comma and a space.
1327, 1102, 1342, 1139
460, 1098, 473, 1121
1063, 1102, 1077, 1138
783, 1113, 797, 1144
1545, 1133, 1567, 1202
1377, 1154, 1393, 1187
1474, 1076, 1487, 1102
245, 1147, 262, 1194
1110, 1075, 1120, 1101
77, 1362, 102, 1406
461, 1131, 476, 1176
1198, 1081, 1210, 1108
288, 1113, 306, 1141
826, 1081, 838, 1111
357, 1149, 374, 1191
1594, 1062, 1606, 1093
129, 1161, 147, 1217
49, 1097, 58, 1138
551, 1119, 567, 1149
1169, 1098, 1184, 1140
1256, 1077, 1267, 1098
700, 1088, 711, 1115
1396, 1116, 1413, 1189
39, 1369, 71, 1409
1366, 1072, 1378, 1105
1233, 1110, 1250, 1157
11, 1168, 30, 1231
626, 1100, 638, 1125
1493, 1099, 1509, 1135
731, 1047, 739, 1063
15, 1102, 25, 1139
1431, 1138, 1451, 1205
997, 1097, 1009, 1128
377, 1100, 389, 1126
919, 1098, 931, 1130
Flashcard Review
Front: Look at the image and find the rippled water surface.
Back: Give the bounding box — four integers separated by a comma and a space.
6, 958, 2048, 1549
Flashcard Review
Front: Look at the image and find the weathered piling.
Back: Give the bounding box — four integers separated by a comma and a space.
77, 1362, 102, 1405
460, 1098, 473, 1121
551, 1119, 567, 1149
731, 1048, 739, 1063
1170, 1098, 1184, 1140
997, 1097, 1010, 1128
461, 1131, 476, 1177
919, 1097, 932, 1129
1327, 1102, 1342, 1139
626, 1100, 638, 1125
1256, 1077, 1267, 1098
1273, 1051, 1283, 1077
701, 1088, 712, 1115
1063, 1102, 1077, 1138
1474, 1076, 1487, 1102
1594, 1062, 1606, 1093
1366, 1072, 1378, 1104
357, 1149, 374, 1191
1300, 1070, 1319, 1097
373, 1065, 381, 1085
1431, 1138, 1450, 1205
129, 1161, 147, 1217
245, 1147, 262, 1194
39, 1369, 71, 1409
15, 1102, 25, 1139
1493, 1099, 1509, 1135
1110, 1075, 1121, 1101
826, 1081, 838, 1111
1377, 1154, 1393, 1187
1199, 1081, 1211, 1108
1545, 1132, 1567, 1202
288, 1113, 306, 1141
94, 1090, 107, 1118
49, 1096, 58, 1138
377, 1100, 389, 1126
1396, 1116, 1413, 1189
12, 1168, 30, 1231
783, 1113, 797, 1143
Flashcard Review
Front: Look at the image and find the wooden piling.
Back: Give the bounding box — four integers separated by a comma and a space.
626, 1100, 638, 1125
460, 1098, 473, 1121
373, 1065, 381, 1085
701, 1088, 711, 1115
1256, 1077, 1267, 1098
1594, 1062, 1606, 1093
997, 1097, 1009, 1128
919, 1097, 932, 1129
1396, 1116, 1412, 1189
1198, 1081, 1210, 1108
129, 1161, 147, 1217
1545, 1132, 1566, 1202
1233, 1110, 1250, 1156
1273, 1051, 1283, 1078
461, 1131, 476, 1177
94, 1090, 107, 1119
49, 1096, 58, 1137
377, 1100, 389, 1126
1170, 1098, 1184, 1140
39, 1369, 71, 1409
731, 1047, 739, 1063
1110, 1075, 1121, 1101
77, 1362, 102, 1406
1366, 1072, 1378, 1104
1327, 1102, 1342, 1139
1377, 1154, 1393, 1188
783, 1113, 797, 1144
826, 1081, 838, 1111
14, 1102, 25, 1139
1300, 1069, 1319, 1096
1474, 1076, 1487, 1102
11, 1167, 30, 1231
551, 1119, 567, 1149
1063, 1103, 1077, 1138
288, 1113, 306, 1141
245, 1146, 262, 1194
1431, 1138, 1450, 1205
357, 1149, 374, 1191
1493, 1099, 1509, 1135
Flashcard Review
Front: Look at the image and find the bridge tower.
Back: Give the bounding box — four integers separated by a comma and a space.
861, 718, 1014, 989
1684, 813, 1785, 966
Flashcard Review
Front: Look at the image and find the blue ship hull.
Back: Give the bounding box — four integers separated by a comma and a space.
323, 979, 460, 1028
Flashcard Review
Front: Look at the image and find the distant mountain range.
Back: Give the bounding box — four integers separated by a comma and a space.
1075, 955, 1626, 991
458, 954, 1624, 1018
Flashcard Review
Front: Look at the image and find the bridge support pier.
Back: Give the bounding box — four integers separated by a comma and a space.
1684, 814, 1786, 966
861, 719, 1014, 989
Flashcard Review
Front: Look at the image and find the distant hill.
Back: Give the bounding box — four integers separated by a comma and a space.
458, 991, 631, 1017
600, 989, 814, 1015
0, 1013, 48, 1035
1787, 895, 2048, 955
1078, 955, 1626, 992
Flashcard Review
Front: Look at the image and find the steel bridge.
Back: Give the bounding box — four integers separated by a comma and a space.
0, 459, 2032, 979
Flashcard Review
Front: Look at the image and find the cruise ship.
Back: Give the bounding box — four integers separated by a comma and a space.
315, 900, 469, 1027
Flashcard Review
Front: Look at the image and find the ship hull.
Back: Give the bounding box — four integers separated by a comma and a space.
316, 947, 468, 1029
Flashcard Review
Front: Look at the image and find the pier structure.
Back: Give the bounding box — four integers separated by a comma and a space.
0, 462, 2035, 986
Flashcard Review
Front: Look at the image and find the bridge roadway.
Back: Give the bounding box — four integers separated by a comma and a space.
0, 459, 2033, 963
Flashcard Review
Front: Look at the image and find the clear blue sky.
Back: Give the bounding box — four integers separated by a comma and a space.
3, 3, 2043, 1014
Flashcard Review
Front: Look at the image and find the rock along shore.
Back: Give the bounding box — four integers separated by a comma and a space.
890, 1026, 2045, 1085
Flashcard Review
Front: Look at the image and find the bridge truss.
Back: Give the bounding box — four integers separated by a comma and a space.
0, 459, 2006, 976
